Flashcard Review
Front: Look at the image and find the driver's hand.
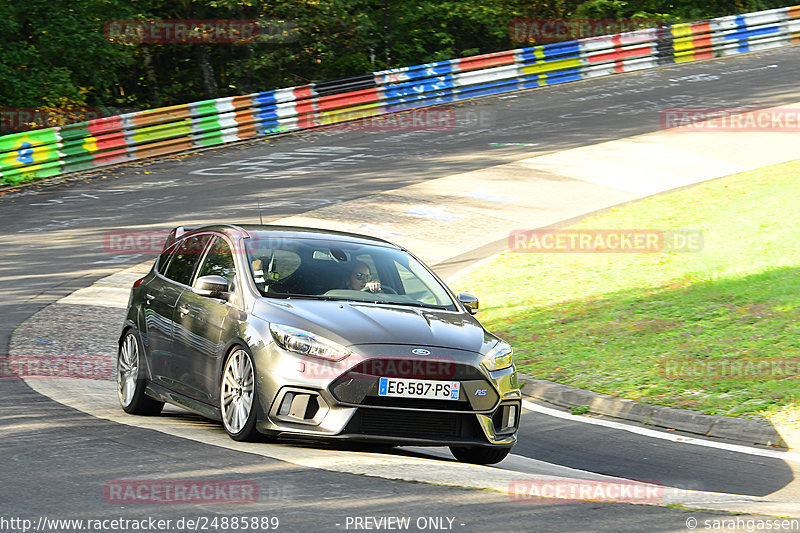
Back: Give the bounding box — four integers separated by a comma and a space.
363, 281, 381, 292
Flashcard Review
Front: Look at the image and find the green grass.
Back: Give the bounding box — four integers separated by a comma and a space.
453, 159, 800, 422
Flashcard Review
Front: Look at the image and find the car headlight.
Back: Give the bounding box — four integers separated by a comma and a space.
269, 323, 351, 362
482, 341, 513, 371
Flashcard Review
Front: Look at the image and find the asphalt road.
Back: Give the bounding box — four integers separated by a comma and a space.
0, 383, 741, 533
513, 410, 796, 497
2, 45, 800, 532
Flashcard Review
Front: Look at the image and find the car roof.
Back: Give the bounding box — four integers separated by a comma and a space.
172, 224, 402, 249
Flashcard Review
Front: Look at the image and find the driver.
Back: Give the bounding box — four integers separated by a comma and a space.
346, 261, 381, 292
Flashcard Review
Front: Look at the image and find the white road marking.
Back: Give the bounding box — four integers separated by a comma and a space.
21, 376, 790, 515
522, 399, 800, 464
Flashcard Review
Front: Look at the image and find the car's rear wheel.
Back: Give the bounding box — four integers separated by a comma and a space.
117, 329, 164, 415
449, 445, 512, 465
220, 347, 259, 441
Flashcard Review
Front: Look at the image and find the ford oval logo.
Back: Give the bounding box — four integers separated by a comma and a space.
411, 348, 431, 356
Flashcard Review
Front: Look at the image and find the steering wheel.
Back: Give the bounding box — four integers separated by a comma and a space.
361, 285, 397, 294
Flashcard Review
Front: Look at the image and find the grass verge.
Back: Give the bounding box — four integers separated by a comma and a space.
453, 159, 800, 423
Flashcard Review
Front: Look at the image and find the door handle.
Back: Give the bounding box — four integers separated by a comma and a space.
179, 306, 189, 316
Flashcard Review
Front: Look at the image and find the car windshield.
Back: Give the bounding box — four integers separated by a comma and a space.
244, 235, 456, 310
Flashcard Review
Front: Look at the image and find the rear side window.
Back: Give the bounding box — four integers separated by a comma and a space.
164, 234, 210, 286
156, 245, 175, 275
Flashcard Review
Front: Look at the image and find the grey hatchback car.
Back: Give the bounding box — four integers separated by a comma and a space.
117, 224, 521, 464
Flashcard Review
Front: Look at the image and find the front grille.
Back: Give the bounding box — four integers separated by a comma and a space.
346, 408, 483, 440
359, 395, 473, 411
361, 410, 456, 437
330, 358, 494, 411
343, 359, 486, 380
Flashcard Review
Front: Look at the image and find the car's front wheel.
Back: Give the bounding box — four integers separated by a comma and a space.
220, 347, 259, 441
449, 445, 512, 465
117, 329, 164, 415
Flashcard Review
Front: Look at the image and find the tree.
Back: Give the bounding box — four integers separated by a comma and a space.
0, 0, 135, 109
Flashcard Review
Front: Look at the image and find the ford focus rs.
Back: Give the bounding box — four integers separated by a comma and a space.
117, 224, 521, 464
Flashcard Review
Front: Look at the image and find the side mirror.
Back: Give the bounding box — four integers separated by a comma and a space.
193, 275, 231, 300
458, 293, 479, 315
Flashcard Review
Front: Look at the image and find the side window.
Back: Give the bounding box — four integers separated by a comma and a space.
164, 235, 210, 286
392, 259, 445, 305
197, 236, 236, 285
394, 261, 423, 298
251, 249, 302, 293
156, 245, 176, 275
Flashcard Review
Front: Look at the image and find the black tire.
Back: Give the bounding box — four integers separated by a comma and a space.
220, 347, 260, 441
449, 445, 512, 465
117, 329, 164, 416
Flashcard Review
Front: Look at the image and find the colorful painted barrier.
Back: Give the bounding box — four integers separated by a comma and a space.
2, 5, 799, 185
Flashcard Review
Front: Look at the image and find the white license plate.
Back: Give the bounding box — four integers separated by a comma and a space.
377, 377, 460, 400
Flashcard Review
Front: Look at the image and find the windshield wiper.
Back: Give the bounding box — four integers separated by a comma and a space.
357, 300, 451, 310
265, 293, 451, 309
266, 293, 339, 301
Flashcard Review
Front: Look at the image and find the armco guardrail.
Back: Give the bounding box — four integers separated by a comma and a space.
1, 5, 798, 186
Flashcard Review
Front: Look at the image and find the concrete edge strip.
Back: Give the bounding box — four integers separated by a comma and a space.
18, 371, 793, 516
518, 373, 798, 454
520, 398, 800, 470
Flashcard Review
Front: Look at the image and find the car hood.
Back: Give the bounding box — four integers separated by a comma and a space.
252, 298, 498, 354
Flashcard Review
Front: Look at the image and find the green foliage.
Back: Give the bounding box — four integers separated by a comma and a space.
0, 0, 136, 108
387, 1, 513, 65
573, 0, 631, 19
2, 0, 792, 115
573, 0, 795, 23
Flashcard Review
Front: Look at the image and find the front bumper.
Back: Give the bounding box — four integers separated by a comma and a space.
252, 344, 521, 447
